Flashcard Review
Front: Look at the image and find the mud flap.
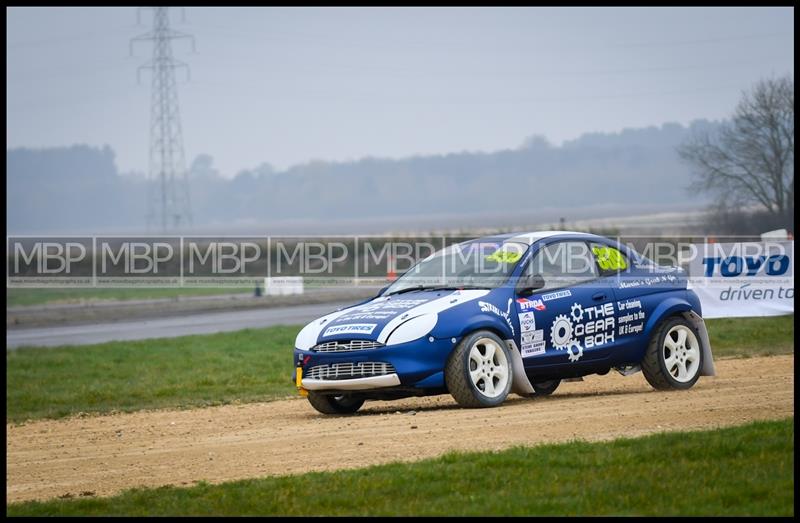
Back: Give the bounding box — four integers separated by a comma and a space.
615, 364, 641, 376
683, 311, 716, 377
505, 340, 535, 396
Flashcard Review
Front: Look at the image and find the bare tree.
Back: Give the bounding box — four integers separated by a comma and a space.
678, 75, 794, 229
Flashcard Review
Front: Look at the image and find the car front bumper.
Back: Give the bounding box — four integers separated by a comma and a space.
292, 335, 457, 393
301, 373, 402, 391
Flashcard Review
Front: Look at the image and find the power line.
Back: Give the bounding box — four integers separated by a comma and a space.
195, 51, 792, 79
187, 77, 761, 105
196, 22, 792, 54
612, 30, 793, 48
7, 26, 136, 49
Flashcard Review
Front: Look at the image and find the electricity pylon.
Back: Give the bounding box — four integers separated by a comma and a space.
131, 7, 194, 232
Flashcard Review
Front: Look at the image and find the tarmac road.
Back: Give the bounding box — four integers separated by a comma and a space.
5, 301, 351, 349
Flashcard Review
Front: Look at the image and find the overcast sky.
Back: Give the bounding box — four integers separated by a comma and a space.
6, 6, 794, 176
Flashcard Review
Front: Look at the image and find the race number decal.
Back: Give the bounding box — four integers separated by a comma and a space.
592, 246, 627, 271
485, 249, 522, 264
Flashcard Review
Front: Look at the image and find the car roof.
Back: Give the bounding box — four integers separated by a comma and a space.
482, 230, 608, 246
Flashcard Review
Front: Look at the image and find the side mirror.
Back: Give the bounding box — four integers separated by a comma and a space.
517, 273, 545, 296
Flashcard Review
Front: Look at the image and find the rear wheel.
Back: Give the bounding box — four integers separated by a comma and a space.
445, 330, 513, 408
641, 316, 703, 390
532, 379, 561, 396
306, 392, 365, 414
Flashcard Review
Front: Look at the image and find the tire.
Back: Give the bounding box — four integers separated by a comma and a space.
641, 316, 704, 391
307, 392, 365, 415
445, 330, 513, 408
532, 379, 561, 396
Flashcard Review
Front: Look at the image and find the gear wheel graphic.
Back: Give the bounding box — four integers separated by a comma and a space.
570, 302, 584, 322
566, 340, 584, 362
550, 314, 573, 350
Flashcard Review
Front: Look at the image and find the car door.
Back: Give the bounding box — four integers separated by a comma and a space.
594, 240, 673, 363
514, 239, 620, 369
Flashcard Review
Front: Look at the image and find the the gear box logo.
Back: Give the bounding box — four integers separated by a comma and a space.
550, 302, 616, 362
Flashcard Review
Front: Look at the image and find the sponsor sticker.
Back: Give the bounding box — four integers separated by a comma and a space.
355, 298, 428, 313
518, 312, 535, 332
617, 298, 646, 336
322, 323, 377, 337
521, 329, 543, 343
338, 297, 430, 321
550, 301, 617, 363
521, 340, 546, 357
541, 289, 572, 302
516, 298, 546, 311
479, 299, 515, 336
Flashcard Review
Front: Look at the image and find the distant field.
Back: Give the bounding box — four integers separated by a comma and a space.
6, 287, 248, 307
7, 418, 794, 516
5, 315, 793, 424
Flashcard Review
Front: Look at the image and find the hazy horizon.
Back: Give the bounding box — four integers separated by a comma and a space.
6, 117, 721, 175
8, 119, 719, 235
7, 6, 794, 177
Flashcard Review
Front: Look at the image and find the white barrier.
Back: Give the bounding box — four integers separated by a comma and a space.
687, 241, 794, 319
264, 276, 304, 296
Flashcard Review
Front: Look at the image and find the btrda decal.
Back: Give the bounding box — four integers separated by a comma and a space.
516, 297, 545, 311
550, 301, 616, 362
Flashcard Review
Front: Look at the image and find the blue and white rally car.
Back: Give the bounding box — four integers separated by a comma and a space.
292, 231, 715, 414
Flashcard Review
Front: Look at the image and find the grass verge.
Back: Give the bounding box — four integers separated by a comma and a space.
6, 418, 794, 516
704, 315, 794, 358
6, 327, 299, 423
6, 315, 793, 423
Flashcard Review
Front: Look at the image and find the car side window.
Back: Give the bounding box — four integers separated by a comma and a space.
589, 242, 630, 277
526, 241, 598, 291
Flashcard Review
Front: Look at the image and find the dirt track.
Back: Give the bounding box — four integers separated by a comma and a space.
6, 355, 794, 503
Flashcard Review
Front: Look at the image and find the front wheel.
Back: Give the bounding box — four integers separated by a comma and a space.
445, 330, 513, 408
641, 316, 703, 390
307, 392, 365, 415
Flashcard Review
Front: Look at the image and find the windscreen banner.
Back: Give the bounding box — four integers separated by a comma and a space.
687, 241, 794, 318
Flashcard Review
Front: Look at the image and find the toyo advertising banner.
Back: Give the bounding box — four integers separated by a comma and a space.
688, 241, 794, 319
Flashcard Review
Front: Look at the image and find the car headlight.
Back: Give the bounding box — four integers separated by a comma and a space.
385, 313, 438, 346
295, 321, 321, 351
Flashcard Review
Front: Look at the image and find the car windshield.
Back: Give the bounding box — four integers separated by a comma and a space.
383, 240, 528, 295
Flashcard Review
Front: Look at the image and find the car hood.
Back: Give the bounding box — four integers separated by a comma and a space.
295, 289, 491, 349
